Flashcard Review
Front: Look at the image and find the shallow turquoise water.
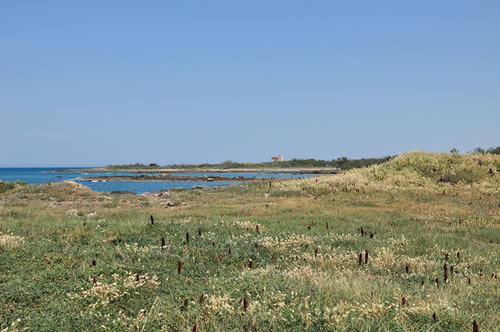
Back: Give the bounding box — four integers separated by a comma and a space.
0, 168, 317, 194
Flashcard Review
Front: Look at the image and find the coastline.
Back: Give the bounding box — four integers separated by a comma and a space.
46, 167, 342, 175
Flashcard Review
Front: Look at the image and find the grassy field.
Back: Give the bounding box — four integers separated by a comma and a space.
0, 152, 499, 331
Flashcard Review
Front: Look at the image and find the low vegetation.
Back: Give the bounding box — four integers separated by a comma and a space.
1, 152, 499, 331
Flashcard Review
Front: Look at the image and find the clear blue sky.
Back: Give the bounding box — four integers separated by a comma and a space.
1, 1, 498, 166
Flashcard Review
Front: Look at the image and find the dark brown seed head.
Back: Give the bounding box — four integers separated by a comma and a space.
192, 323, 197, 332
150, 215, 154, 225
435, 277, 439, 287
243, 297, 248, 312
186, 232, 190, 244
254, 243, 259, 249
325, 222, 329, 229
432, 312, 437, 322
184, 298, 188, 308
421, 280, 425, 286
271, 255, 275, 262
444, 263, 449, 282
228, 246, 232, 255
364, 250, 369, 264
256, 225, 259, 233
480, 269, 483, 277
161, 237, 166, 248
177, 261, 182, 274
92, 259, 96, 267
467, 278, 471, 284
401, 296, 406, 305
212, 242, 216, 247
307, 226, 311, 230
314, 248, 318, 258
199, 294, 205, 303
198, 229, 202, 236
358, 253, 363, 265
360, 227, 364, 236
370, 232, 374, 239
450, 265, 454, 274
445, 253, 449, 260
457, 251, 460, 258
248, 260, 253, 269
136, 274, 139, 282
473, 320, 479, 332
93, 277, 97, 287
405, 265, 409, 274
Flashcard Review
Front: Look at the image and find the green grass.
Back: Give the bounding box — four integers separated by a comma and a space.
0, 158, 499, 331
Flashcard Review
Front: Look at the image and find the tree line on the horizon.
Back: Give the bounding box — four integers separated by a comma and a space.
106, 156, 395, 170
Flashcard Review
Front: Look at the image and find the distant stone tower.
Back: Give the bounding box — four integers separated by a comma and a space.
271, 155, 285, 162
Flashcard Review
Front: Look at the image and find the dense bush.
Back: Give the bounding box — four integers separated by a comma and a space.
0, 181, 26, 193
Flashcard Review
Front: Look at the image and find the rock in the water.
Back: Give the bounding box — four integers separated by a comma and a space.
111, 190, 135, 195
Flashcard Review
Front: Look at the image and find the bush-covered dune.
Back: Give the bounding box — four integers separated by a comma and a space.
277, 151, 500, 195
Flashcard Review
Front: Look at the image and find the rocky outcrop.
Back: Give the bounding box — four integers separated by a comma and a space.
82, 174, 256, 182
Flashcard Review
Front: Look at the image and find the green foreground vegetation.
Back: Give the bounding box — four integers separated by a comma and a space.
1, 152, 499, 331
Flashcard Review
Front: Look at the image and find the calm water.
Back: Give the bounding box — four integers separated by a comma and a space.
0, 168, 316, 193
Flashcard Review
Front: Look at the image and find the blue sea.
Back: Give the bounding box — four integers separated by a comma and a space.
0, 168, 316, 194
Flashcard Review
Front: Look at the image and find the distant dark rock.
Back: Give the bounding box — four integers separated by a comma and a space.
111, 190, 135, 195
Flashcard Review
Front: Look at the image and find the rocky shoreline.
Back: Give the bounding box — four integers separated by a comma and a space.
80, 174, 257, 182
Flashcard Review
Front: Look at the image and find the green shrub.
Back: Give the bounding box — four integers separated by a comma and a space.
0, 181, 26, 193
